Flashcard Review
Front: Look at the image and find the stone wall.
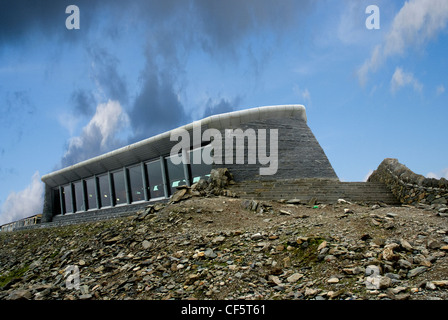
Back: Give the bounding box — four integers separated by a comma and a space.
212, 117, 339, 182
368, 158, 448, 206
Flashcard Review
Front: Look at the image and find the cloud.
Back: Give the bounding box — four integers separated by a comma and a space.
436, 84, 445, 95
363, 170, 374, 182
358, 0, 448, 84
202, 97, 241, 118
293, 85, 312, 106
426, 168, 448, 179
60, 100, 130, 167
0, 171, 44, 225
390, 67, 423, 93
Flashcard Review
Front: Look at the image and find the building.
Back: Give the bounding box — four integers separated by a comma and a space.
41, 105, 338, 223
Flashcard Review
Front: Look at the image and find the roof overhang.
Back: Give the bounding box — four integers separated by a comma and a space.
41, 104, 306, 188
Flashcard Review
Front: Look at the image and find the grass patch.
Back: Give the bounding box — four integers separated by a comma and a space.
0, 264, 30, 288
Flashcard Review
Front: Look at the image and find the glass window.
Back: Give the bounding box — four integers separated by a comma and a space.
73, 181, 85, 212
63, 184, 73, 213
98, 174, 111, 208
146, 160, 165, 199
112, 170, 127, 205
166, 155, 187, 195
85, 178, 97, 210
53, 188, 61, 215
189, 145, 212, 184
128, 165, 145, 202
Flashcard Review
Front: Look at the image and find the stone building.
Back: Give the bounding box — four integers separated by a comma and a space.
41, 105, 338, 223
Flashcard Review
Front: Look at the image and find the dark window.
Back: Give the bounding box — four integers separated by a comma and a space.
166, 155, 187, 195
128, 165, 145, 202
63, 184, 73, 213
85, 178, 97, 210
98, 174, 111, 207
73, 181, 85, 212
146, 160, 165, 198
189, 145, 212, 184
53, 188, 61, 215
112, 170, 127, 205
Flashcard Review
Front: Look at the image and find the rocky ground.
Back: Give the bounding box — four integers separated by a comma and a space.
1, 193, 448, 301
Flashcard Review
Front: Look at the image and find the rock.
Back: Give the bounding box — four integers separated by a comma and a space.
142, 240, 151, 249
400, 239, 413, 251
286, 199, 303, 205
171, 188, 189, 203
251, 233, 263, 241
286, 273, 304, 283
204, 248, 217, 259
317, 240, 327, 252
427, 239, 442, 250
212, 236, 225, 244
382, 247, 398, 261
279, 210, 291, 216
394, 293, 410, 300
378, 276, 392, 289
327, 277, 339, 284
268, 275, 282, 286
398, 259, 412, 269
209, 168, 234, 189
305, 288, 318, 297
432, 280, 448, 287
8, 289, 32, 300
407, 266, 428, 278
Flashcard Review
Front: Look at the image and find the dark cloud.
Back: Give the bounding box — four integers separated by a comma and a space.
70, 89, 95, 117
87, 45, 128, 104
202, 97, 241, 118
1, 0, 315, 165
129, 63, 188, 142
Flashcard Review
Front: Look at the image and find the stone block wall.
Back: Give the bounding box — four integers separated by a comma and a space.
212, 117, 339, 182
368, 158, 448, 206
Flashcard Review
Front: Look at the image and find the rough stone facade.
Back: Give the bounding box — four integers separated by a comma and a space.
368, 158, 448, 206
212, 117, 338, 182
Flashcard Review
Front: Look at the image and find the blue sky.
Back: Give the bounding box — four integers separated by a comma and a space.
0, 0, 447, 224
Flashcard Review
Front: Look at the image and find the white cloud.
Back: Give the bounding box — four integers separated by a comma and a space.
61, 100, 130, 167
0, 171, 44, 225
426, 168, 448, 179
436, 84, 445, 95
390, 67, 423, 93
358, 0, 448, 84
293, 85, 311, 105
363, 170, 374, 182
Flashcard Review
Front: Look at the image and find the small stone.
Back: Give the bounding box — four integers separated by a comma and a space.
394, 293, 410, 300
287, 273, 304, 283
432, 280, 448, 287
400, 239, 413, 251
317, 240, 327, 252
426, 282, 437, 290
268, 275, 282, 286
251, 233, 263, 240
440, 245, 448, 251
212, 236, 225, 244
398, 259, 412, 269
204, 248, 217, 259
407, 266, 428, 278
382, 247, 398, 261
427, 239, 442, 250
327, 277, 339, 284
8, 289, 32, 300
275, 245, 285, 252
279, 210, 291, 216
142, 240, 151, 249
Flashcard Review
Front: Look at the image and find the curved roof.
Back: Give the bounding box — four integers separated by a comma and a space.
42, 104, 306, 187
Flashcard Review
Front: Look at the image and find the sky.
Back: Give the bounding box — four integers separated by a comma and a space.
0, 0, 447, 225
